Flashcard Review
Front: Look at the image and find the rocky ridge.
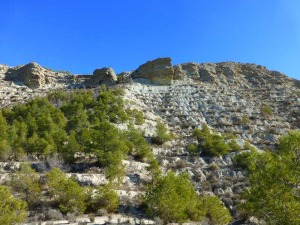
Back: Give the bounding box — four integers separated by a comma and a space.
3, 57, 294, 149
0, 58, 300, 224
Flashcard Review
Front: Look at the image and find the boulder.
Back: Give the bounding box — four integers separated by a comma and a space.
90, 67, 117, 85
132, 57, 174, 85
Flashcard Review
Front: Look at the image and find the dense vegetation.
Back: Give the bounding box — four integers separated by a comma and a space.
145, 171, 232, 224
151, 122, 173, 145
0, 87, 162, 220
0, 87, 158, 181
7, 164, 119, 218
236, 131, 300, 225
0, 186, 27, 224
192, 125, 240, 156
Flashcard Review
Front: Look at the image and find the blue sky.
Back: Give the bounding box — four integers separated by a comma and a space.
0, 0, 299, 79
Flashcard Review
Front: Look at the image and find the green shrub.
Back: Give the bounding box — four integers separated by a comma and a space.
233, 152, 252, 171
209, 163, 219, 171
135, 110, 145, 125
0, 139, 12, 161
46, 168, 86, 214
0, 186, 27, 224
87, 184, 119, 213
187, 143, 198, 155
202, 195, 232, 225
243, 141, 256, 151
238, 133, 300, 224
147, 155, 162, 183
145, 172, 203, 223
152, 122, 173, 145
261, 105, 272, 118
145, 172, 231, 224
200, 134, 229, 156
126, 109, 145, 125
126, 124, 152, 161
193, 126, 230, 156
0, 112, 8, 139
193, 125, 210, 142
228, 140, 241, 152
9, 163, 42, 208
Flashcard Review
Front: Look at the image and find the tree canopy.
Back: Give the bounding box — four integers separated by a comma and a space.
0, 88, 158, 181
240, 131, 300, 225
145, 171, 231, 224
0, 186, 27, 224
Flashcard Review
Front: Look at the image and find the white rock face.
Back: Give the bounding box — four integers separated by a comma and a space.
123, 160, 151, 183
71, 173, 108, 186
123, 79, 298, 148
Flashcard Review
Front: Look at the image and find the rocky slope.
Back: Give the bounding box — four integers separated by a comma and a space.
2, 58, 299, 148
0, 58, 300, 224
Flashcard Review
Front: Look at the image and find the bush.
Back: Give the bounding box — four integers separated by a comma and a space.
152, 122, 173, 145
209, 163, 219, 171
261, 105, 272, 118
145, 172, 231, 224
87, 184, 119, 213
126, 109, 145, 125
46, 168, 86, 214
187, 143, 198, 155
202, 195, 232, 225
126, 124, 152, 161
243, 141, 256, 151
233, 152, 252, 171
193, 124, 210, 141
147, 155, 162, 183
239, 132, 300, 224
145, 172, 203, 223
193, 126, 230, 156
228, 140, 241, 152
200, 134, 229, 156
134, 110, 145, 125
0, 139, 12, 161
0, 186, 27, 224
9, 163, 42, 208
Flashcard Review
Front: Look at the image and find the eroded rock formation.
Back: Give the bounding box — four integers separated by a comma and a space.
88, 67, 117, 85
131, 57, 174, 85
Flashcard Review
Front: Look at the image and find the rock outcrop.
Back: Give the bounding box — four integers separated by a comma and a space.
131, 57, 174, 85
5, 62, 53, 88
128, 57, 295, 88
173, 61, 293, 88
3, 62, 72, 89
87, 67, 117, 85
0, 57, 297, 90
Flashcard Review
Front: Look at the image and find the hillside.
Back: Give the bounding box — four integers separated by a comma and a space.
1, 58, 300, 147
0, 57, 300, 225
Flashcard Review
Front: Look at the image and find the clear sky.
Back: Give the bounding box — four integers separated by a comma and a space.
0, 0, 299, 79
